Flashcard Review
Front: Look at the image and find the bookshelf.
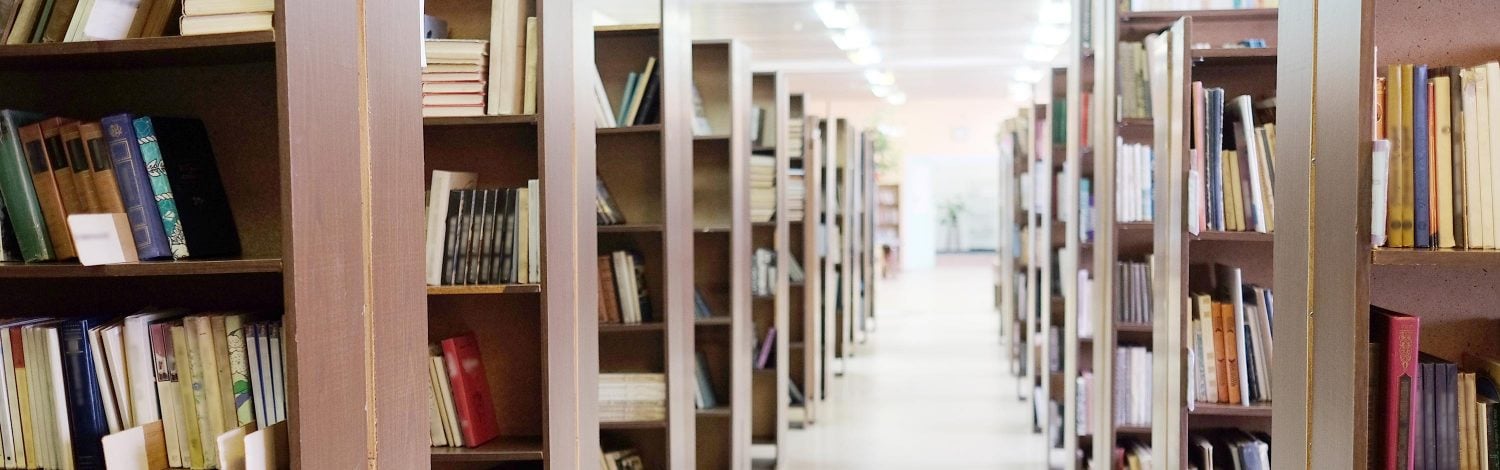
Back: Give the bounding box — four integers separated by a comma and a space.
787, 96, 823, 427
1041, 67, 1068, 464
748, 70, 790, 463
1272, 1, 1500, 468
420, 1, 600, 467
595, 13, 695, 468
1023, 98, 1054, 436
1000, 111, 1033, 398
1057, 0, 1097, 465
856, 130, 877, 340
876, 183, 901, 279
817, 117, 840, 390
827, 117, 857, 369
688, 39, 750, 470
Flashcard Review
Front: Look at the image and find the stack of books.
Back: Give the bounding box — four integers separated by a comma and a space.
1188, 433, 1269, 470
597, 250, 653, 325
422, 39, 489, 118
1128, 0, 1277, 11
1076, 372, 1093, 437
786, 169, 806, 220
0, 112, 239, 263
1187, 264, 1274, 407
180, 0, 275, 36
592, 57, 662, 129
422, 171, 540, 286
600, 448, 646, 470
1114, 346, 1152, 428
788, 118, 805, 158
1116, 140, 1154, 223
750, 154, 776, 222
1114, 259, 1154, 325
598, 373, 665, 423
427, 333, 499, 448
1187, 85, 1277, 235
751, 248, 776, 297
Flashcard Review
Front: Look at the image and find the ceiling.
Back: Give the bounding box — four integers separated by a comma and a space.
593, 0, 1059, 103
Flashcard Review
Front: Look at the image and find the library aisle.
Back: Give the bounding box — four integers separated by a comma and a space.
781, 254, 1047, 469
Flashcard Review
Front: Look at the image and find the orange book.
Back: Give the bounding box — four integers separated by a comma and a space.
598, 255, 621, 323
1211, 300, 1231, 403
19, 122, 76, 259
1219, 302, 1242, 405
39, 119, 85, 217
79, 123, 126, 213
60, 122, 101, 213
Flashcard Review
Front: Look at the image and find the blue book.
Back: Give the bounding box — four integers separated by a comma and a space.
58, 317, 110, 469
616, 72, 639, 127
1413, 65, 1431, 248
132, 117, 189, 259
101, 114, 172, 260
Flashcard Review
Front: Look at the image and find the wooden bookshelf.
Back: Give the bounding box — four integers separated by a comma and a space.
999, 111, 1032, 397
856, 129, 877, 342
1038, 66, 1069, 466
749, 70, 791, 465
827, 118, 857, 368
595, 13, 695, 468
788, 94, 823, 427
1056, 0, 1098, 465
688, 40, 751, 470
876, 183, 901, 279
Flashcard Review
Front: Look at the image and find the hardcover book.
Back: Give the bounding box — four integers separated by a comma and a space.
101, 114, 171, 260
0, 110, 52, 261
20, 120, 76, 259
134, 117, 240, 259
1372, 306, 1420, 470
440, 333, 499, 447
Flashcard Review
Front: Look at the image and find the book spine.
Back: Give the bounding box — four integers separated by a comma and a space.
1379, 311, 1420, 470
61, 124, 100, 213
1414, 65, 1432, 247
440, 335, 499, 447
441, 190, 463, 286
80, 123, 125, 214
0, 111, 52, 261
8, 329, 30, 468
130, 117, 189, 259
225, 316, 253, 426
58, 320, 106, 469
101, 115, 170, 260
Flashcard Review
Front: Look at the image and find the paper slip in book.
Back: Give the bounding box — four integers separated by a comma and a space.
102, 421, 170, 470
69, 213, 139, 266
243, 421, 288, 470
217, 424, 254, 470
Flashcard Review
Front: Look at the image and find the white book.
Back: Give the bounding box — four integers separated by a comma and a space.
422, 106, 486, 118
425, 171, 479, 286
1371, 140, 1392, 246
591, 64, 617, 128
44, 328, 73, 469
424, 39, 489, 61
1487, 62, 1500, 250
125, 309, 186, 428
81, 0, 141, 40
1462, 68, 1483, 248
242, 421, 288, 470
0, 327, 11, 468
486, 0, 525, 115
157, 382, 183, 467
25, 327, 52, 470
425, 370, 446, 446
268, 325, 285, 423
431, 356, 462, 447
422, 93, 484, 106
0, 327, 19, 469
613, 251, 637, 323
179, 12, 274, 35
1234, 95, 1267, 233
521, 17, 539, 114
527, 179, 540, 282
422, 63, 484, 74
1198, 299, 1219, 403
423, 82, 486, 94
183, 0, 273, 15
245, 324, 266, 430
64, 0, 97, 42
87, 327, 121, 433
102, 326, 132, 426
102, 421, 170, 470
1478, 66, 1496, 249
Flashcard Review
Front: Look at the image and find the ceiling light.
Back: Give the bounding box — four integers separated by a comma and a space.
814, 2, 860, 30
848, 47, 882, 66
1039, 1, 1071, 24
1032, 25, 1069, 47
1023, 45, 1059, 62
870, 84, 896, 98
864, 69, 896, 86
831, 27, 872, 51
1013, 68, 1043, 83
886, 92, 908, 106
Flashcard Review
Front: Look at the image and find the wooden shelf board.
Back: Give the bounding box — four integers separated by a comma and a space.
0, 258, 281, 279
0, 31, 275, 69
696, 407, 731, 418
1116, 323, 1153, 334
423, 114, 538, 127
427, 284, 541, 295
694, 134, 731, 141
1120, 8, 1277, 22
1191, 47, 1277, 64
1117, 222, 1154, 232
600, 224, 665, 233
1115, 425, 1152, 436
600, 419, 668, 430
694, 226, 732, 233
1189, 403, 1272, 418
1371, 249, 1500, 267
598, 322, 666, 334
597, 124, 663, 135
595, 24, 661, 35
1118, 118, 1153, 129
695, 317, 732, 326
430, 437, 545, 462
1190, 231, 1273, 243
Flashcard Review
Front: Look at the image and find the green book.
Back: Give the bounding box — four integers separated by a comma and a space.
0, 110, 51, 261
131, 116, 189, 259
224, 315, 254, 426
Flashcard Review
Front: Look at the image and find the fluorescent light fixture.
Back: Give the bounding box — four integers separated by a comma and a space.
848, 46, 883, 66
1012, 67, 1043, 83
870, 84, 896, 98
1039, 1, 1071, 24
886, 92, 908, 106
864, 69, 895, 86
1032, 25, 1069, 46
814, 1, 859, 30
831, 27, 872, 51
1023, 45, 1059, 62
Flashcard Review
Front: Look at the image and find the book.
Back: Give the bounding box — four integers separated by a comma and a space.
181, 0, 271, 15
179, 11, 271, 35
59, 318, 109, 468
59, 123, 100, 213
486, 0, 530, 116
101, 114, 171, 260
101, 421, 170, 470
521, 17, 538, 115
1372, 306, 1420, 470
624, 57, 656, 126
598, 255, 621, 323
440, 333, 499, 447
1372, 140, 1392, 246
425, 171, 478, 285
0, 110, 52, 261
596, 175, 625, 225
1414, 65, 1432, 247
5, 0, 42, 44
138, 117, 240, 259
1435, 74, 1457, 248
38, 0, 76, 42
429, 354, 461, 447
694, 351, 717, 409
81, 125, 129, 218
755, 327, 776, 369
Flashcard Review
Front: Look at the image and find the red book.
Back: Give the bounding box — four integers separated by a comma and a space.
1373, 306, 1421, 470
441, 333, 499, 447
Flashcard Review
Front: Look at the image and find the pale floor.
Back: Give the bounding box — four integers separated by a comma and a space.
777, 254, 1048, 469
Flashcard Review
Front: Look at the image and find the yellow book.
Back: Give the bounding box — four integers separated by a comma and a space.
1436, 75, 1457, 247
1485, 62, 1500, 250
1476, 66, 1495, 249
9, 329, 31, 469
171, 325, 204, 469
1225, 149, 1244, 231
184, 318, 219, 465
1461, 68, 1484, 248
1386, 64, 1406, 246
1400, 64, 1416, 247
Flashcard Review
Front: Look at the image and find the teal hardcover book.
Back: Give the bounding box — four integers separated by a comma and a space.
131, 117, 189, 259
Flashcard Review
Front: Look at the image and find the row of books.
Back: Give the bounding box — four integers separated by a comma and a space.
1117, 440, 1152, 469
1188, 87, 1277, 234
750, 154, 776, 222
1127, 0, 1278, 12
1189, 432, 1271, 470
1116, 139, 1154, 223
596, 176, 626, 226
0, 112, 238, 263
599, 373, 665, 423
0, 0, 270, 45
1371, 62, 1500, 249
751, 248, 776, 298
1114, 346, 1152, 428
1188, 264, 1274, 407
597, 250, 654, 325
1114, 259, 1154, 325
600, 447, 646, 470
693, 352, 718, 410
1119, 41, 1152, 121
591, 57, 662, 129
786, 169, 806, 221
423, 172, 541, 286
1078, 177, 1095, 243
426, 332, 499, 449
0, 310, 287, 469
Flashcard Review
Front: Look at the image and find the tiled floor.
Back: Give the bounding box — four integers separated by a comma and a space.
778, 254, 1048, 469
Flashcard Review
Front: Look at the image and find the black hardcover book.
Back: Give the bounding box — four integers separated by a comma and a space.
451, 189, 473, 285
1446, 363, 1458, 470
629, 250, 653, 322
59, 317, 109, 469
488, 189, 506, 284
596, 175, 625, 225
477, 189, 499, 285
635, 70, 663, 126
505, 187, 519, 283
464, 188, 485, 285
1416, 360, 1432, 470
441, 189, 464, 285
145, 117, 241, 258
